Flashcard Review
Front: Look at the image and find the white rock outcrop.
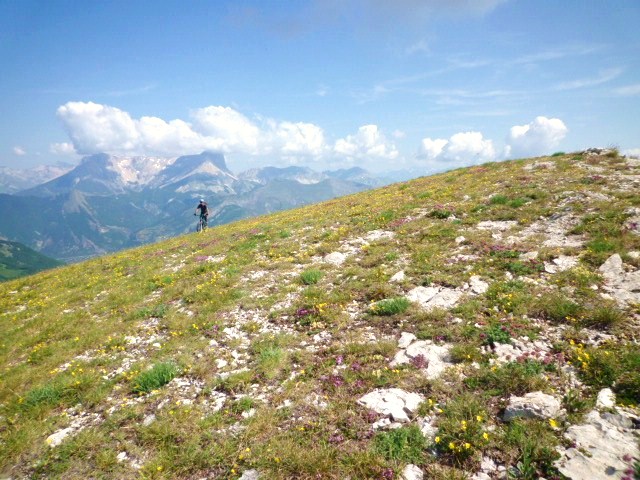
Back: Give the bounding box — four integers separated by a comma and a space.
555, 410, 639, 480
358, 388, 424, 423
503, 391, 563, 422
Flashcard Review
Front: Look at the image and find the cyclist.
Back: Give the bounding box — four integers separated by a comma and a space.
194, 199, 209, 230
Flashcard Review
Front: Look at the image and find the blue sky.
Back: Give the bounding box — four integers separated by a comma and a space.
1, 0, 639, 173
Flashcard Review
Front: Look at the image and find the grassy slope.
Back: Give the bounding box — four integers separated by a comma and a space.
0, 152, 638, 479
0, 240, 63, 282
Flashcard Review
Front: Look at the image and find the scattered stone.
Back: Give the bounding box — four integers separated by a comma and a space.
398, 332, 417, 349
469, 275, 489, 294
143, 414, 156, 426
544, 255, 579, 274
358, 388, 424, 423
503, 391, 563, 422
455, 236, 466, 245
391, 339, 453, 379
555, 410, 639, 480
45, 428, 73, 448
401, 464, 423, 480
598, 253, 640, 305
595, 388, 616, 409
416, 415, 438, 441
364, 230, 396, 242
477, 220, 518, 232
324, 252, 347, 265
238, 469, 261, 480
390, 271, 406, 283
116, 451, 128, 462
406, 286, 464, 310
519, 251, 539, 261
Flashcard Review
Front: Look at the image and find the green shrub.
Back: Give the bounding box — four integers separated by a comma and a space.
373, 425, 426, 463
369, 297, 410, 316
300, 268, 323, 285
132, 362, 179, 394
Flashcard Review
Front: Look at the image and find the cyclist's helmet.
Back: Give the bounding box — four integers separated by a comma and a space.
200, 199, 204, 203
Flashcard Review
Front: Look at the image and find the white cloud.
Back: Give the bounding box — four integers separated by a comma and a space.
418, 131, 495, 164
554, 68, 623, 91
49, 142, 77, 155
505, 116, 568, 158
13, 146, 26, 156
334, 125, 399, 160
614, 84, 640, 96
55, 101, 327, 160
191, 106, 262, 154
272, 121, 326, 156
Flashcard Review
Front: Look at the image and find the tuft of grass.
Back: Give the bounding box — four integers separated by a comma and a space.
373, 425, 426, 463
300, 268, 323, 285
533, 293, 582, 323
433, 394, 490, 466
580, 304, 626, 330
499, 419, 560, 479
465, 360, 547, 396
369, 297, 411, 316
131, 362, 179, 394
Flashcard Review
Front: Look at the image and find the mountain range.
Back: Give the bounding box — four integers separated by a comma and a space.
0, 152, 389, 262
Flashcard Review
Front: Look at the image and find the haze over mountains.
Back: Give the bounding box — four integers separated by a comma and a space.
0, 152, 392, 262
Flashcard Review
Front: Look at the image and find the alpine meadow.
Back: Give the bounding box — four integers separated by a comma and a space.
1, 150, 639, 479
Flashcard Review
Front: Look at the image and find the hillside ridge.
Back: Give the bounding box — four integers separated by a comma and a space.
1, 150, 639, 479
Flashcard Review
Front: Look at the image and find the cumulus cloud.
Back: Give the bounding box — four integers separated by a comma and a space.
13, 146, 26, 156
418, 131, 496, 164
50, 142, 77, 155
334, 125, 399, 160
55, 101, 327, 160
505, 116, 568, 158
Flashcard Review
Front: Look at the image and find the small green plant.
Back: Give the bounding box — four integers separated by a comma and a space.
580, 304, 626, 330
483, 323, 511, 346
429, 209, 452, 219
433, 394, 490, 465
465, 360, 546, 396
373, 425, 426, 463
369, 297, 410, 316
300, 268, 323, 285
534, 294, 581, 323
501, 420, 560, 479
132, 362, 179, 394
551, 151, 565, 157
489, 195, 509, 205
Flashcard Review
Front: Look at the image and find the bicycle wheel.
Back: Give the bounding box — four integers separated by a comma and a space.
196, 220, 202, 232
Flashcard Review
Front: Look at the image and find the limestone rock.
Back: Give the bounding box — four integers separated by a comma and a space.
503, 391, 563, 421
544, 255, 578, 273
598, 254, 640, 305
45, 427, 73, 447
239, 469, 260, 480
469, 275, 489, 294
595, 388, 616, 409
390, 270, 406, 283
358, 388, 424, 423
398, 332, 417, 349
406, 286, 463, 310
324, 252, 347, 265
555, 410, 639, 480
401, 464, 424, 480
391, 339, 453, 379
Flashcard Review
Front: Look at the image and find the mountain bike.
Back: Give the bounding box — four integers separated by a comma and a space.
195, 213, 208, 232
